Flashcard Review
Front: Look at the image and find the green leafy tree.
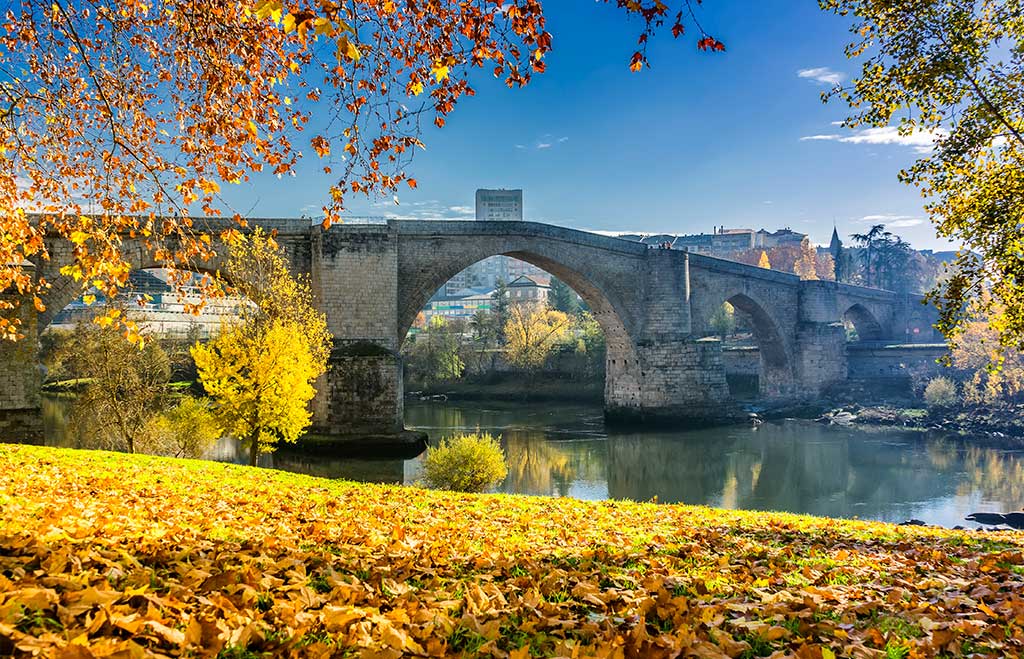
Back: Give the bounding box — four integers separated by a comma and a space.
467, 309, 501, 374
469, 310, 500, 349
850, 224, 888, 288
851, 225, 917, 292
821, 0, 1024, 352
404, 316, 465, 387
548, 277, 581, 316
491, 279, 510, 342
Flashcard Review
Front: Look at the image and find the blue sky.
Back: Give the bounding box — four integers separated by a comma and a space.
221, 0, 953, 250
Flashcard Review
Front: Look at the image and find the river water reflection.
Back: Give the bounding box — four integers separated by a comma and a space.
36, 397, 1024, 528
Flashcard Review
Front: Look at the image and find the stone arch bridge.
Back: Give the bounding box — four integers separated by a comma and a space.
0, 218, 939, 441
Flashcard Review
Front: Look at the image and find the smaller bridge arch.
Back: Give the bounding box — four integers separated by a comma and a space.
722, 292, 794, 397
842, 303, 884, 342
685, 253, 802, 399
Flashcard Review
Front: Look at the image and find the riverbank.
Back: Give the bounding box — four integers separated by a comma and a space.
817, 402, 1024, 445
3, 444, 1023, 657
410, 374, 604, 403
813, 380, 1024, 444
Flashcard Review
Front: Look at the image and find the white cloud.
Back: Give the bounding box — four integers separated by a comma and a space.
517, 135, 569, 151
858, 214, 925, 228
801, 126, 944, 153
448, 205, 474, 216
797, 67, 845, 85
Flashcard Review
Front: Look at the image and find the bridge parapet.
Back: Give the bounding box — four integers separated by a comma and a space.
835, 281, 898, 302
32, 214, 314, 237
686, 252, 801, 285
388, 219, 650, 256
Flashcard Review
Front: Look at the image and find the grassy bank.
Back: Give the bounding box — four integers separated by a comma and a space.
412, 375, 604, 403
1, 445, 1023, 658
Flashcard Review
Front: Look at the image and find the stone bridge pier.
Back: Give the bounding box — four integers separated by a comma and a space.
0, 288, 42, 441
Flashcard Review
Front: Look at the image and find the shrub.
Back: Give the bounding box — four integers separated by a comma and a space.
422, 432, 508, 493
923, 377, 958, 408
141, 397, 222, 458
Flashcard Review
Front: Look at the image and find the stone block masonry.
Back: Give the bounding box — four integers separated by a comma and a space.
318, 342, 404, 436
0, 293, 43, 441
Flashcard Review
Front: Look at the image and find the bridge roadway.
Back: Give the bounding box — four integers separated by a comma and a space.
0, 219, 940, 443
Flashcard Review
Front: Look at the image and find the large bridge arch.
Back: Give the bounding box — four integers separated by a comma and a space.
392, 222, 669, 416
396, 247, 641, 379
393, 221, 649, 342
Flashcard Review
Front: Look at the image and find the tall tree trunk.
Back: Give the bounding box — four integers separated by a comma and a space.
249, 433, 259, 467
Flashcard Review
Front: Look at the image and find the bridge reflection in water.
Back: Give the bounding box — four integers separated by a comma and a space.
404, 400, 1023, 528
33, 397, 1024, 529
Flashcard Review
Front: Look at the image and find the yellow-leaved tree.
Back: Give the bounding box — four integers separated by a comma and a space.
193, 321, 318, 465
951, 300, 1024, 406
192, 229, 331, 465
504, 304, 570, 372
757, 251, 771, 269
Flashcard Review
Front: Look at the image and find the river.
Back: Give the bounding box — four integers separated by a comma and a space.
35, 397, 1024, 528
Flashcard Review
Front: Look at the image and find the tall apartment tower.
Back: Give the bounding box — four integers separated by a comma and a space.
475, 189, 523, 221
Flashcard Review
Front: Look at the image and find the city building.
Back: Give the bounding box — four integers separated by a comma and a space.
423, 286, 495, 323
619, 226, 809, 257
444, 256, 511, 296
506, 258, 548, 282
48, 269, 248, 337
505, 274, 550, 306
475, 188, 523, 221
